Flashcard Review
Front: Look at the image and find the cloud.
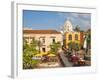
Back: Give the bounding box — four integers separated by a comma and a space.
60, 12, 91, 30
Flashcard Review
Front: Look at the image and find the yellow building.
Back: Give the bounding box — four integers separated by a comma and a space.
64, 31, 84, 48
62, 20, 84, 49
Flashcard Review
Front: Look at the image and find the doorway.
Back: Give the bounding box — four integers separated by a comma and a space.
42, 48, 46, 52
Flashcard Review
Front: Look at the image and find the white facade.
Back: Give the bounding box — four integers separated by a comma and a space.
63, 20, 73, 33
24, 31, 62, 53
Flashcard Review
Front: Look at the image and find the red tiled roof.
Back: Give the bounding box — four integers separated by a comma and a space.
23, 30, 61, 34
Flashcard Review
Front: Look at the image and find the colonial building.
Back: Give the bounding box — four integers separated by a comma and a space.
64, 31, 84, 48
23, 29, 62, 53
63, 20, 84, 49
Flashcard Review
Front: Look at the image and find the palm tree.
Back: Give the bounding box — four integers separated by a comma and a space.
74, 25, 80, 32
50, 42, 61, 54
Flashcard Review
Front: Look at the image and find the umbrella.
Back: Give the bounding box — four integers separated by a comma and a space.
41, 52, 48, 55
48, 54, 56, 57
35, 54, 42, 57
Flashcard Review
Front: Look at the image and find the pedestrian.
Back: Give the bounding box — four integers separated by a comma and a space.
71, 54, 79, 66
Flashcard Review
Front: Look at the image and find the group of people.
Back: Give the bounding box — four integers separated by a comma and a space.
65, 48, 86, 66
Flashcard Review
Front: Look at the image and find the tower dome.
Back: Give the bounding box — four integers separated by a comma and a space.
63, 20, 73, 33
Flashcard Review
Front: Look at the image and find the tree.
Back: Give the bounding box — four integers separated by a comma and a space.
84, 29, 91, 48
23, 38, 39, 69
68, 41, 81, 51
86, 29, 91, 50
30, 38, 39, 55
74, 25, 80, 32
49, 42, 61, 54
23, 38, 28, 51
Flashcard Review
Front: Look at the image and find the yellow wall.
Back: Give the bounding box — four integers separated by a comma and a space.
64, 32, 81, 48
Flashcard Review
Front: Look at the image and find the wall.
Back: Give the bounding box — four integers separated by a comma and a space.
64, 32, 81, 48
24, 33, 62, 52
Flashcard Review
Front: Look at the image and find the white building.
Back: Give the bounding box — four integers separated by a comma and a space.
63, 20, 73, 33
23, 29, 62, 53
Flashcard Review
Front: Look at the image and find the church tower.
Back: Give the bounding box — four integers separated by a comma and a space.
63, 20, 73, 33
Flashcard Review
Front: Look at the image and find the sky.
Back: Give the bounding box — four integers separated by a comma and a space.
23, 10, 91, 31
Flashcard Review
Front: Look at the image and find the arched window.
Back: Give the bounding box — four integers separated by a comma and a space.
75, 34, 78, 40
68, 34, 72, 40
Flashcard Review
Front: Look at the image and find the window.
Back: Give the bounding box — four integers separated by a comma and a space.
50, 36, 56, 43
42, 38, 45, 43
75, 34, 78, 40
68, 34, 72, 40
39, 37, 45, 44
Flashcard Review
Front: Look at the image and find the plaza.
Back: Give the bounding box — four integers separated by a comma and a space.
23, 19, 91, 69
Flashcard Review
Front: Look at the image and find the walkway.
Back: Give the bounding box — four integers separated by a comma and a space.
58, 52, 73, 67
